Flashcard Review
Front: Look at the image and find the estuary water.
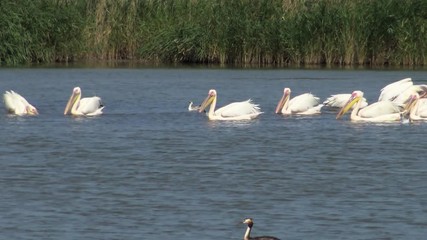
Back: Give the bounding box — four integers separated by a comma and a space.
0, 67, 426, 240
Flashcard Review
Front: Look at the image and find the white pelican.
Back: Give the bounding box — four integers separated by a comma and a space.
403, 93, 427, 121
64, 87, 104, 116
387, 84, 427, 107
378, 78, 413, 102
3, 90, 38, 116
198, 89, 262, 120
323, 93, 368, 109
275, 88, 323, 115
376, 77, 427, 106
188, 101, 201, 111
336, 90, 402, 122
242, 218, 280, 240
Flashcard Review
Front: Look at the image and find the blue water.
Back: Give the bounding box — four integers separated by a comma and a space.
0, 67, 426, 240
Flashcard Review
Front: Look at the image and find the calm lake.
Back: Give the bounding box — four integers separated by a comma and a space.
0, 67, 426, 240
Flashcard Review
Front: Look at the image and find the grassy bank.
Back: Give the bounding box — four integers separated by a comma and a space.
1, 0, 426, 66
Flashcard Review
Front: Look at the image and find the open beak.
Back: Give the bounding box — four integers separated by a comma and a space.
199, 94, 214, 113
336, 96, 360, 119
64, 91, 78, 115
275, 92, 290, 114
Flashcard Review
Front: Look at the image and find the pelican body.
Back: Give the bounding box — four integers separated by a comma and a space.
275, 88, 323, 115
198, 89, 262, 120
403, 93, 427, 121
3, 90, 38, 116
64, 87, 104, 116
243, 218, 280, 240
336, 90, 402, 122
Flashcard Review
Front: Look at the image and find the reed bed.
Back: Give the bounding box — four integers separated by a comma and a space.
1, 0, 426, 66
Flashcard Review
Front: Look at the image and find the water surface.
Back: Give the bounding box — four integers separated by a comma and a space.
0, 67, 426, 240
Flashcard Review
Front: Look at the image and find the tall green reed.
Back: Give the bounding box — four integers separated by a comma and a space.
1, 0, 426, 66
0, 0, 85, 64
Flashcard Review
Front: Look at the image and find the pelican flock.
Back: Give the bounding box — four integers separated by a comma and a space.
198, 89, 262, 120
3, 90, 38, 116
3, 78, 427, 124
64, 87, 104, 116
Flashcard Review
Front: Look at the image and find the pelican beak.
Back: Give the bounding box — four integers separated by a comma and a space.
403, 94, 418, 112
199, 94, 214, 113
275, 92, 290, 114
336, 95, 360, 119
64, 91, 78, 115
31, 108, 39, 115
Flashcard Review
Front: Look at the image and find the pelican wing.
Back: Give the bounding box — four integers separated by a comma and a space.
4, 91, 21, 113
78, 97, 104, 115
12, 91, 29, 103
391, 85, 427, 107
288, 93, 320, 113
358, 101, 400, 118
323, 94, 352, 108
216, 100, 260, 118
323, 93, 368, 109
378, 78, 413, 101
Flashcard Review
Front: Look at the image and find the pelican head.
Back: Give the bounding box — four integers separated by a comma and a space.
199, 89, 217, 113
403, 93, 419, 113
415, 85, 427, 98
64, 87, 82, 115
26, 105, 39, 115
336, 90, 363, 119
275, 88, 291, 114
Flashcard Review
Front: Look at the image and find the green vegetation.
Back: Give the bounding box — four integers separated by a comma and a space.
1, 0, 426, 66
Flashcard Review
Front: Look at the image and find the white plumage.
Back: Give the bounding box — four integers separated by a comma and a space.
378, 78, 427, 110
378, 78, 413, 102
64, 87, 104, 116
275, 88, 323, 115
337, 90, 402, 122
323, 93, 368, 109
403, 93, 427, 121
3, 90, 38, 116
199, 89, 262, 120
188, 101, 201, 111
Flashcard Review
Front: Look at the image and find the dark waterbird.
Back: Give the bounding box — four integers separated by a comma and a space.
242, 218, 280, 240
